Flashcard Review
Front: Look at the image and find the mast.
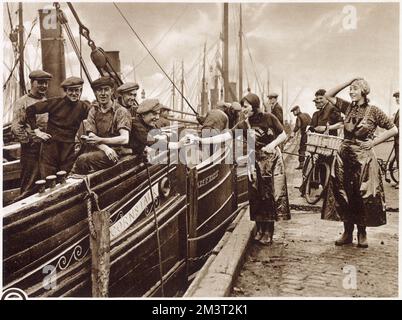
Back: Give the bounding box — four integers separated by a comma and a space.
238, 4, 243, 101
171, 63, 175, 110
267, 68, 270, 97
282, 79, 288, 123
201, 42, 208, 114
18, 3, 26, 96
223, 3, 229, 101
181, 59, 184, 118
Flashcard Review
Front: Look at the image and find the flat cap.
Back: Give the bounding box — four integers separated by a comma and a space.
315, 89, 326, 96
29, 70, 53, 80
137, 99, 161, 114
268, 93, 278, 98
91, 76, 115, 90
231, 102, 242, 111
393, 91, 399, 97
61, 76, 84, 88
160, 104, 171, 111
116, 82, 140, 94
217, 101, 231, 109
290, 105, 300, 112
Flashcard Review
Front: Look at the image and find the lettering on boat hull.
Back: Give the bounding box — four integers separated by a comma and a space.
198, 170, 219, 188
110, 183, 160, 240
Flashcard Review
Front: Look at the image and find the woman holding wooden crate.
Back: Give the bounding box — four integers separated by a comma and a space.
323, 78, 398, 248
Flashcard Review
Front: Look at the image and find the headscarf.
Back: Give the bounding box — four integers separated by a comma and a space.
241, 92, 260, 110
351, 79, 370, 96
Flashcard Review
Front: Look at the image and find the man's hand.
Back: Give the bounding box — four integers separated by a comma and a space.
314, 126, 327, 133
154, 134, 168, 142
85, 134, 103, 145
180, 134, 199, 146
262, 142, 276, 154
100, 145, 119, 163
34, 128, 52, 141
360, 140, 375, 150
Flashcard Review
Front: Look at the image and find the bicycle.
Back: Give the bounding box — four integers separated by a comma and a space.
377, 144, 399, 184
298, 132, 342, 204
299, 152, 331, 204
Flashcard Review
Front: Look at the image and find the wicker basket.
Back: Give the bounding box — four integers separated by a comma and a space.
306, 132, 343, 157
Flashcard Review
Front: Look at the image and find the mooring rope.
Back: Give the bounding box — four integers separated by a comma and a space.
144, 159, 166, 297
83, 177, 99, 239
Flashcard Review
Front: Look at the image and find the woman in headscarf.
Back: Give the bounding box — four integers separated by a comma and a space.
240, 92, 290, 245
184, 92, 290, 245
323, 78, 398, 248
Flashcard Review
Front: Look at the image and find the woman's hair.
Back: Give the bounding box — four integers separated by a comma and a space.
351, 79, 370, 104
240, 92, 260, 110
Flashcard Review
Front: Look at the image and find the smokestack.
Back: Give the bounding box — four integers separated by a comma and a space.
38, 9, 66, 98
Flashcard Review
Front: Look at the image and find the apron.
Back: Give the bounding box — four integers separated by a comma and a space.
321, 104, 386, 226
248, 146, 291, 222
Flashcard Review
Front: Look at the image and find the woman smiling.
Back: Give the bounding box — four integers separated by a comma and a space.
323, 78, 398, 248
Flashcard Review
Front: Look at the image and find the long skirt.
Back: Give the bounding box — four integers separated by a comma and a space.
248, 147, 291, 222
322, 140, 386, 227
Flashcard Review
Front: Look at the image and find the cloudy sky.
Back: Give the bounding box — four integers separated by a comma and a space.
2, 1, 400, 120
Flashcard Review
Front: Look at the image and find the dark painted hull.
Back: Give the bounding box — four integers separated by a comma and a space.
3, 145, 248, 297
3, 154, 188, 297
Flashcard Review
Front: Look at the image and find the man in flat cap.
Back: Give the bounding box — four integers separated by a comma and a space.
11, 70, 52, 199
268, 93, 284, 125
131, 99, 184, 159
197, 101, 234, 132
155, 105, 171, 128
116, 82, 140, 118
202, 101, 243, 129
290, 105, 312, 169
310, 89, 343, 136
393, 91, 399, 179
26, 76, 91, 178
70, 76, 132, 174
130, 99, 163, 156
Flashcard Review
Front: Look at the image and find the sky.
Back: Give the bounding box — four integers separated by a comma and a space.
2, 1, 400, 121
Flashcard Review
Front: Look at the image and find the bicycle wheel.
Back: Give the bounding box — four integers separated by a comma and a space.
389, 156, 399, 184
304, 160, 330, 205
299, 155, 312, 195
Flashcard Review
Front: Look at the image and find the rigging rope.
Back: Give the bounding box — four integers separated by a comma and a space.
6, 3, 14, 31
56, 6, 93, 84
113, 2, 198, 116
125, 4, 189, 77
243, 33, 263, 94
3, 18, 37, 91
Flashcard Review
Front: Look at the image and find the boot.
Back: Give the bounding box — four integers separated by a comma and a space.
357, 226, 368, 248
254, 222, 263, 241
335, 222, 354, 246
260, 222, 274, 245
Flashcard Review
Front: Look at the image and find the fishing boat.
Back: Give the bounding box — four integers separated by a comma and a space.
2, 2, 250, 297
3, 130, 247, 297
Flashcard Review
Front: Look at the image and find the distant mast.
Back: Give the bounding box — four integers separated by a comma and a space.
18, 3, 26, 96
223, 3, 229, 102
201, 42, 208, 115
181, 59, 184, 118
238, 4, 243, 101
171, 63, 175, 110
